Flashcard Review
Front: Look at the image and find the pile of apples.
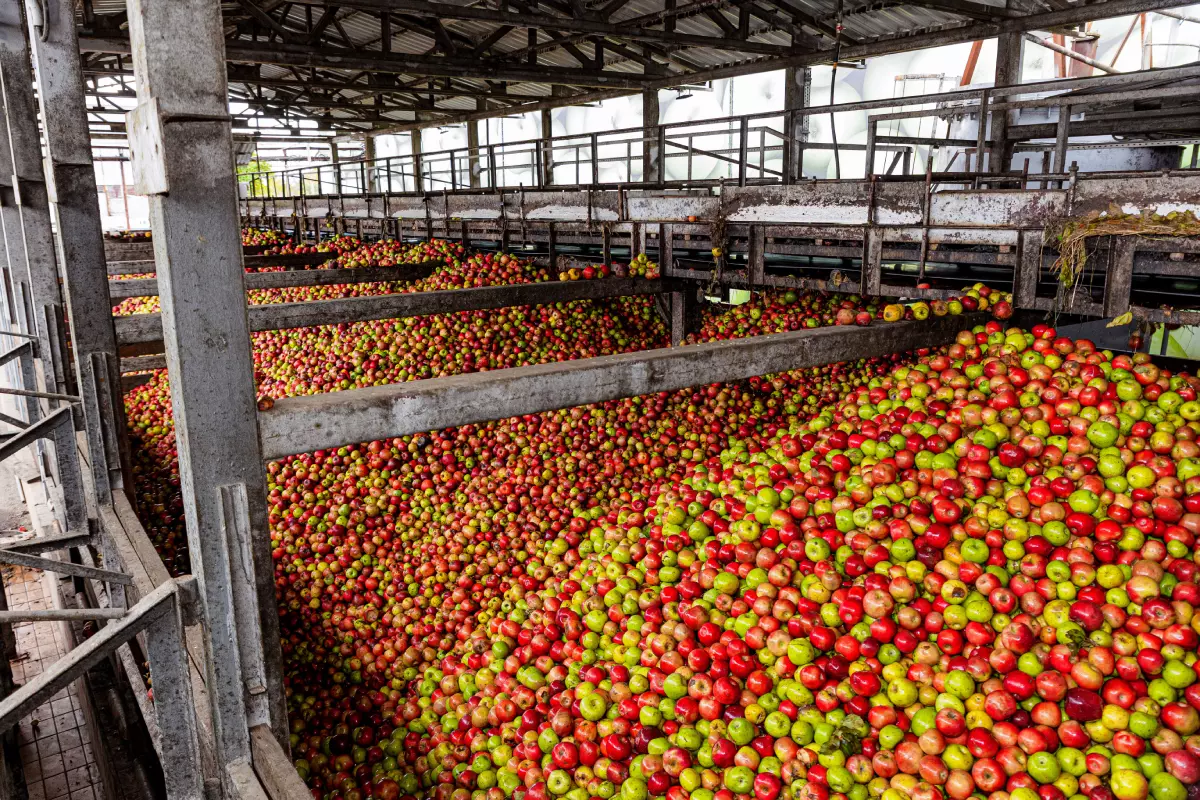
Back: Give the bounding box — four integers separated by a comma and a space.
245, 228, 294, 248
122, 242, 714, 571
623, 255, 660, 279
105, 229, 152, 242
253, 235, 364, 259
121, 236, 1200, 800
294, 321, 1200, 800
559, 264, 615, 282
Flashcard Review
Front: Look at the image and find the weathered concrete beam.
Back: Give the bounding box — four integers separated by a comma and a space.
109, 264, 432, 300
258, 314, 981, 460
113, 277, 672, 345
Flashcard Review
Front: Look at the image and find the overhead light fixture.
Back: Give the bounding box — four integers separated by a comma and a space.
676, 89, 693, 99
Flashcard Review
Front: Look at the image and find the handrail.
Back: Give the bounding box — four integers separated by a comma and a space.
240, 63, 1200, 201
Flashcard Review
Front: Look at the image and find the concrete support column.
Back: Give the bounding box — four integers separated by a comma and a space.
23, 0, 132, 506
0, 3, 88, 535
123, 0, 289, 780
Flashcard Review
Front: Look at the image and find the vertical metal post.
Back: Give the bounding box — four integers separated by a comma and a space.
0, 2, 87, 535
411, 129, 424, 193
643, 89, 661, 183
488, 144, 499, 189
991, 31, 1023, 173
784, 65, 810, 183
669, 287, 696, 345
864, 120, 877, 178
1053, 105, 1071, 185
540, 109, 554, 187
123, 0, 288, 775
629, 222, 643, 259
737, 117, 750, 186
364, 137, 377, 192
590, 133, 600, 184
748, 225, 766, 286
468, 115, 482, 189
974, 89, 989, 174
24, 0, 132, 506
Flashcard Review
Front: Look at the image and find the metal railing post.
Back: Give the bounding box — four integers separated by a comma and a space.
738, 117, 750, 186
590, 133, 600, 184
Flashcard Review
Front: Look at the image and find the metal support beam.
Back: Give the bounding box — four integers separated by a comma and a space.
0, 406, 72, 463
862, 226, 884, 296
0, 608, 127, 623
1024, 33, 1120, 75
541, 108, 554, 186
84, 35, 654, 89
991, 31, 1023, 173
467, 112, 482, 189
123, 0, 288, 778
364, 137, 377, 192
411, 129, 423, 192
259, 314, 980, 460
25, 0, 132, 507
0, 578, 205, 800
783, 65, 810, 183
643, 89, 661, 182
0, 548, 132, 585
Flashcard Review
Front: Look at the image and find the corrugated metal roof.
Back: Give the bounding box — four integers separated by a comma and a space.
77, 0, 1101, 132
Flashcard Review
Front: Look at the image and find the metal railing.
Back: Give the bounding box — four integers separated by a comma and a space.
241, 62, 1200, 201
242, 110, 915, 198
0, 537, 204, 800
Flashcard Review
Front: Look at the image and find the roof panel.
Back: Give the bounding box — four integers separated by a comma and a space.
80, 0, 1172, 133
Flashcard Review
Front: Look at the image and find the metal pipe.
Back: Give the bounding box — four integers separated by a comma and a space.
1156, 8, 1200, 24
0, 386, 79, 403
1024, 33, 1121, 75
0, 608, 126, 623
